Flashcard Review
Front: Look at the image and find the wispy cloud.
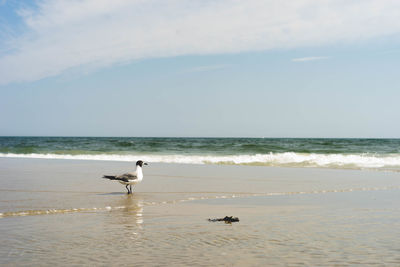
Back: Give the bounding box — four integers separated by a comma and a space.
292, 56, 330, 62
182, 64, 232, 73
1, 0, 400, 85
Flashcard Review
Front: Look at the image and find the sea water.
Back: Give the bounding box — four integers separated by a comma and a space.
1, 137, 400, 171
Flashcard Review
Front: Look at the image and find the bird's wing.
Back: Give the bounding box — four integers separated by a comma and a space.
117, 172, 138, 181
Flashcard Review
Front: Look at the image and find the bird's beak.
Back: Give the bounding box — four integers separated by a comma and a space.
144, 162, 148, 165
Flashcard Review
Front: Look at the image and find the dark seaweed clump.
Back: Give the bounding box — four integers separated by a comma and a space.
208, 216, 239, 223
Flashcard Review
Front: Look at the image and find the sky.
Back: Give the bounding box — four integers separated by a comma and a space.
0, 0, 399, 138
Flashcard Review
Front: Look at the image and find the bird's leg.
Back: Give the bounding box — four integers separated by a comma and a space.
125, 184, 130, 194
129, 185, 132, 194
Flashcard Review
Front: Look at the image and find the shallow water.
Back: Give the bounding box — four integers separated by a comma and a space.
2, 191, 400, 266
1, 158, 400, 266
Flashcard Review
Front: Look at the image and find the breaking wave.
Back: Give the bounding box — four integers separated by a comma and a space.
1, 152, 400, 171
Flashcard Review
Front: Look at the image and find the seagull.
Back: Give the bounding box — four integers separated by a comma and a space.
103, 160, 148, 194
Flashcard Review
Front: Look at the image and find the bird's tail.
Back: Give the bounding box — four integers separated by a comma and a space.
103, 175, 117, 180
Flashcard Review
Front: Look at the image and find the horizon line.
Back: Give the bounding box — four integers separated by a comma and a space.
0, 135, 399, 139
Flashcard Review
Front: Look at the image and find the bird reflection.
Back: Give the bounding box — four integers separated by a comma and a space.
108, 194, 144, 231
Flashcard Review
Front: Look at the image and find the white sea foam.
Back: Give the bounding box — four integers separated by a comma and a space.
1, 152, 400, 171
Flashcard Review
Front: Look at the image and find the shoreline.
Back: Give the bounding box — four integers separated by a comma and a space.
1, 157, 400, 215
1, 155, 400, 172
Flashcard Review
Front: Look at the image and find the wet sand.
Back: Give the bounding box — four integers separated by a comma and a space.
1, 158, 400, 266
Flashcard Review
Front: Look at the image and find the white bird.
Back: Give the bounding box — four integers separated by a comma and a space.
103, 160, 148, 194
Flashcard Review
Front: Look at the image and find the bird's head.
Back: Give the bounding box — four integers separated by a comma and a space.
136, 160, 148, 167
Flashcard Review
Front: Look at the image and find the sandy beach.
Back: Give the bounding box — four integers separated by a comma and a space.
1, 158, 400, 266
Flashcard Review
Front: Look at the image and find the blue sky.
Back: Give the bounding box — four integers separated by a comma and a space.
1, 0, 400, 137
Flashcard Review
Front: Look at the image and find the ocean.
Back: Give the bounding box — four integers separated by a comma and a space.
1, 137, 400, 171
2, 138, 400, 265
